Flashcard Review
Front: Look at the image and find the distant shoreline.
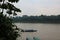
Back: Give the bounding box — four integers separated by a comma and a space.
12, 15, 60, 24
14, 22, 60, 24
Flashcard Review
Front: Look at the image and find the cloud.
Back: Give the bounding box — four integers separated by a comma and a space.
14, 0, 60, 16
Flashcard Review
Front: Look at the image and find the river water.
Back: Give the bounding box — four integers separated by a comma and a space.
15, 23, 60, 40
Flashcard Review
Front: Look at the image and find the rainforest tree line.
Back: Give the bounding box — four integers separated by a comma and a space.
12, 15, 60, 23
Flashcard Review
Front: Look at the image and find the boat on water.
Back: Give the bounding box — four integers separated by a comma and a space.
21, 29, 37, 32
26, 37, 40, 40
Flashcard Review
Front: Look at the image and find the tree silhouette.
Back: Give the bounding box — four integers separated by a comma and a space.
0, 0, 21, 40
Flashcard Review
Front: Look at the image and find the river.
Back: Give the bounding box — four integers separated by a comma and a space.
15, 23, 60, 40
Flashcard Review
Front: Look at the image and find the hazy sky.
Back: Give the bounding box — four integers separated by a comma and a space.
14, 0, 60, 16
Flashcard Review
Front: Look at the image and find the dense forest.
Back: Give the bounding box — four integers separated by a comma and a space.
11, 15, 60, 23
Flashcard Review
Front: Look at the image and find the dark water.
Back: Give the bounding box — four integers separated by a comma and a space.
15, 23, 60, 40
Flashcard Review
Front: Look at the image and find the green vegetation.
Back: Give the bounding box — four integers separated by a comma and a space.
12, 15, 60, 23
0, 0, 21, 40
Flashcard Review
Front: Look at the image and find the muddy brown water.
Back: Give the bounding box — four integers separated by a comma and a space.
15, 23, 60, 40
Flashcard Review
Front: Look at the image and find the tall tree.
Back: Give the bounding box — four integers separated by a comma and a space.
0, 0, 21, 40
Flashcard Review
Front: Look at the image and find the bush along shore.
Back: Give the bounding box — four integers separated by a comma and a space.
11, 15, 60, 23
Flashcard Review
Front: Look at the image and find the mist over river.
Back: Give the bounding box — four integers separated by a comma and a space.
15, 23, 60, 40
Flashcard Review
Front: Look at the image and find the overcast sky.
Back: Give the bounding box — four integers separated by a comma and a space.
14, 0, 60, 16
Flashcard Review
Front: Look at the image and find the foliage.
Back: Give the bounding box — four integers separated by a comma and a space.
0, 0, 21, 40
12, 15, 60, 23
0, 0, 21, 16
0, 13, 20, 40
0, 0, 19, 3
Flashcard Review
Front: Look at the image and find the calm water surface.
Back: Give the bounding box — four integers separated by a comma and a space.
15, 23, 60, 40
